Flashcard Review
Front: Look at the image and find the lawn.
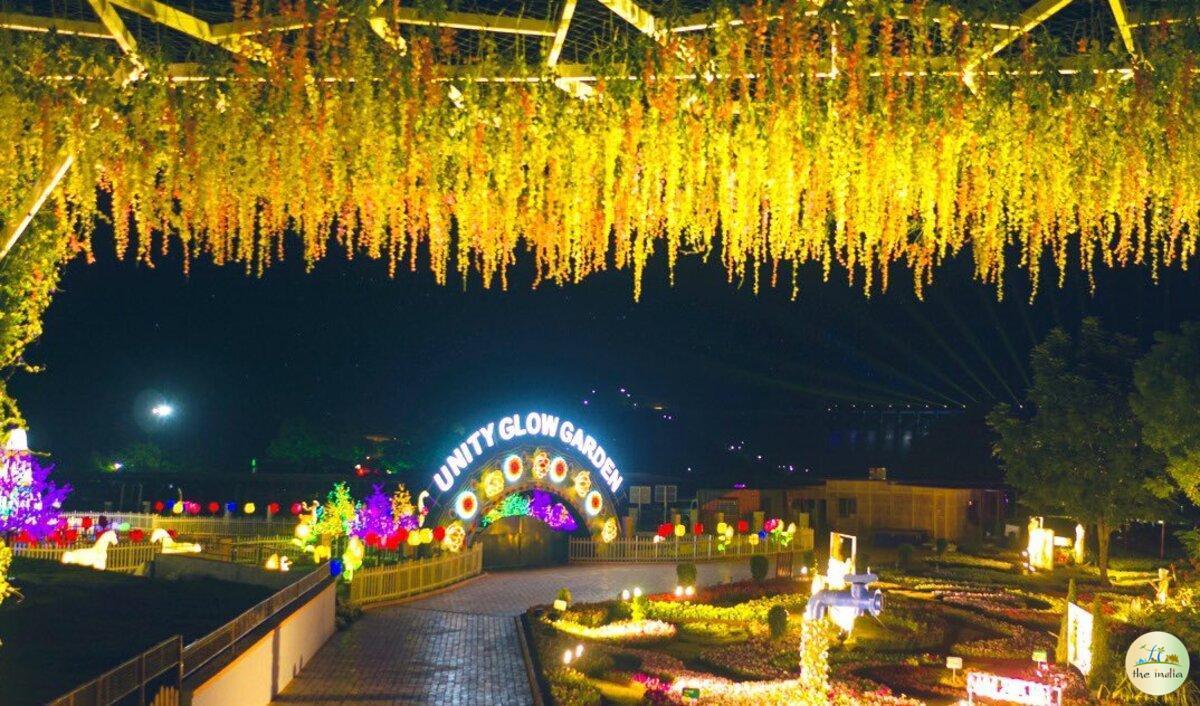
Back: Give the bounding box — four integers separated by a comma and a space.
0, 558, 275, 705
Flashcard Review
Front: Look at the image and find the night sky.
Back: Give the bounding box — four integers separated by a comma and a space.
13, 224, 1200, 486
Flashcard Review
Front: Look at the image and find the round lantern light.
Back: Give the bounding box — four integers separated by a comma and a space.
187, 501, 201, 515
549, 457, 569, 483
225, 501, 237, 513
395, 527, 410, 544
674, 523, 686, 538
291, 502, 303, 515
503, 454, 523, 482
748, 533, 760, 546
419, 527, 433, 544
406, 529, 421, 547
433, 526, 446, 542
693, 522, 704, 536
584, 490, 603, 517
267, 502, 280, 515
171, 501, 184, 515
207, 501, 220, 514
657, 523, 672, 539
716, 521, 728, 535
130, 528, 145, 543
244, 502, 256, 515
455, 490, 479, 520
737, 519, 749, 534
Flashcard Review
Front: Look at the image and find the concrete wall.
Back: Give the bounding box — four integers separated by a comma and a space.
190, 582, 336, 706
152, 554, 298, 590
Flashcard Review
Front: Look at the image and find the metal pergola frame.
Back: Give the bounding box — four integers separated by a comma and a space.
0, 0, 1185, 261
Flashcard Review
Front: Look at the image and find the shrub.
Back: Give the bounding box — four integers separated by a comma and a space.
630, 595, 647, 622
335, 597, 363, 630
548, 667, 601, 706
767, 605, 789, 640
1056, 579, 1076, 664
676, 562, 697, 587
556, 587, 572, 605
573, 650, 615, 678
1089, 595, 1111, 691
750, 555, 769, 582
935, 538, 949, 556
897, 543, 914, 570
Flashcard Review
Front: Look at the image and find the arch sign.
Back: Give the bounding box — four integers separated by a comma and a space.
427, 411, 625, 546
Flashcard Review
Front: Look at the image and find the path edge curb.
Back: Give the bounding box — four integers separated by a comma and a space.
516, 612, 549, 706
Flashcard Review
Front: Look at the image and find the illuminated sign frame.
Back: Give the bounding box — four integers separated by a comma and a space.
431, 411, 625, 495
966, 671, 1063, 706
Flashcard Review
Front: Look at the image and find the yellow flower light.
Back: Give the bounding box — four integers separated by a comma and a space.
243, 502, 256, 515
443, 522, 466, 553
673, 524, 686, 538
600, 517, 618, 544
482, 470, 504, 499
572, 471, 591, 497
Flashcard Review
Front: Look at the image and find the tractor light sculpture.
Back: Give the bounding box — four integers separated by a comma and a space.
806, 571, 883, 633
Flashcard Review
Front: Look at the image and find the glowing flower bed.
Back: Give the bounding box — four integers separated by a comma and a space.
551, 618, 677, 643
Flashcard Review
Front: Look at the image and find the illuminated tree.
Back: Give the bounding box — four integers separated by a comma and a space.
989, 319, 1161, 583
314, 483, 358, 539
352, 485, 394, 539
0, 450, 71, 541
391, 484, 417, 530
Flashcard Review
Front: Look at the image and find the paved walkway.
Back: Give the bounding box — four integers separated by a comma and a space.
270, 561, 764, 706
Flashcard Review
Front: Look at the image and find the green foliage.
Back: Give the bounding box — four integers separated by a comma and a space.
1056, 579, 1076, 664
1089, 596, 1112, 691
676, 562, 697, 587
988, 319, 1162, 583
547, 667, 601, 706
897, 543, 914, 570
630, 595, 647, 622
556, 587, 572, 605
1178, 529, 1200, 569
1132, 321, 1200, 504
267, 417, 365, 472
572, 650, 615, 679
335, 596, 363, 630
314, 483, 359, 539
750, 554, 769, 582
0, 218, 73, 425
677, 622, 751, 644
767, 605, 789, 640
92, 441, 172, 473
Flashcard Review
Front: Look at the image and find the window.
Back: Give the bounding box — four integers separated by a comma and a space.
838, 498, 858, 518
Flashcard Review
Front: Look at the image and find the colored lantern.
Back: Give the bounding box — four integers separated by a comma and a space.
364, 531, 380, 548
674, 524, 686, 538
433, 526, 446, 542
748, 533, 760, 546
225, 502, 237, 513
207, 501, 220, 514
171, 501, 184, 515
385, 533, 401, 551
406, 530, 421, 547
243, 502, 256, 515
503, 454, 524, 482
267, 502, 280, 515
291, 502, 302, 515
419, 527, 433, 544
531, 452, 550, 479
693, 522, 703, 536
657, 523, 672, 538
130, 528, 145, 543
153, 501, 165, 513
549, 457, 569, 483
737, 520, 749, 534
600, 517, 618, 543
482, 470, 504, 499
455, 491, 479, 520
81, 517, 93, 529
584, 490, 603, 517
395, 527, 410, 544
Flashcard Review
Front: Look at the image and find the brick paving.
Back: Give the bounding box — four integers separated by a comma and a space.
270, 560, 767, 706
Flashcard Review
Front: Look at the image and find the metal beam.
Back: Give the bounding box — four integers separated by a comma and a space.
0, 153, 74, 263
546, 0, 577, 67
86, 0, 142, 69
1107, 0, 1137, 58
0, 12, 113, 38
107, 0, 271, 61
594, 0, 658, 38
388, 7, 554, 36
962, 0, 1075, 89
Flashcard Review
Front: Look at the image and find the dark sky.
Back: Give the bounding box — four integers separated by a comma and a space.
13, 225, 1200, 484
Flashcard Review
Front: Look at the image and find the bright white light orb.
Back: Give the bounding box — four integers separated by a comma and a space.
151, 403, 174, 418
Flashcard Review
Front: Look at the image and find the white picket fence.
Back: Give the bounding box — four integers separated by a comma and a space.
568, 532, 814, 562
349, 545, 483, 605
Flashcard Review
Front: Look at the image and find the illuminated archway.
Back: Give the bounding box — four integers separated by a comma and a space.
425, 411, 624, 548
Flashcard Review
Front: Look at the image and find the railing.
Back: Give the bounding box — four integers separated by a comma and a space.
12, 542, 161, 573
568, 534, 813, 562
46, 636, 182, 706
349, 544, 483, 606
196, 536, 301, 565
180, 566, 330, 677
64, 512, 295, 538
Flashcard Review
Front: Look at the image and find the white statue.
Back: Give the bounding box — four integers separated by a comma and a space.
62, 530, 118, 570
150, 528, 203, 554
